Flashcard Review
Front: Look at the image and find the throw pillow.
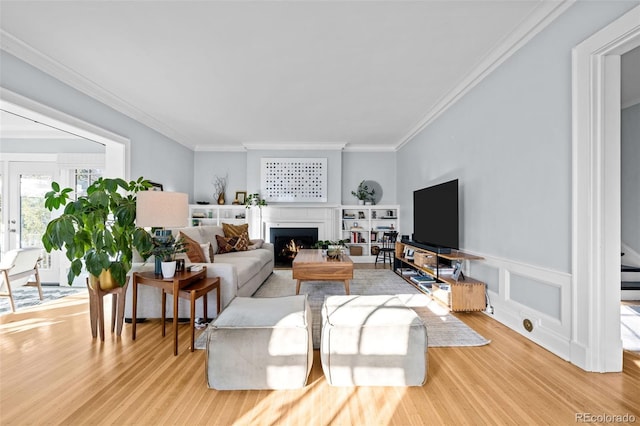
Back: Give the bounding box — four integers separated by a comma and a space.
180, 232, 207, 263
200, 243, 214, 263
222, 222, 249, 238
216, 233, 250, 254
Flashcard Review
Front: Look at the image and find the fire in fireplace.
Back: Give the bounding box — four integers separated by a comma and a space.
270, 227, 318, 267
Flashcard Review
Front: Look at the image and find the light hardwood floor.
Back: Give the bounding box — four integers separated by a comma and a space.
1, 270, 639, 425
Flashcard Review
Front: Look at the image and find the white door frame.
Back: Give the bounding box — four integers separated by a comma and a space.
571, 5, 640, 372
1, 88, 131, 285
0, 87, 130, 179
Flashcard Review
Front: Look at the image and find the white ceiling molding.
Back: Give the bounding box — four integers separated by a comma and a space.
194, 144, 248, 152
343, 144, 396, 153
1, 2, 575, 152
394, 0, 575, 151
242, 142, 347, 151
0, 30, 194, 149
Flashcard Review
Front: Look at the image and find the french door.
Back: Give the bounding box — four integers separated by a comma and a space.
5, 162, 59, 283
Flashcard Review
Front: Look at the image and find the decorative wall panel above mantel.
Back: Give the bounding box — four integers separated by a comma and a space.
261, 157, 327, 202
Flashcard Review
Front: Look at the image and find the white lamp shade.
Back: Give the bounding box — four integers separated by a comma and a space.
136, 191, 188, 228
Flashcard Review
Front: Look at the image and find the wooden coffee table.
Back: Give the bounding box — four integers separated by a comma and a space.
292, 249, 354, 295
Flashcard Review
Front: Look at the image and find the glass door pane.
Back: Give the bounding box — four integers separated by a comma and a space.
8, 163, 58, 283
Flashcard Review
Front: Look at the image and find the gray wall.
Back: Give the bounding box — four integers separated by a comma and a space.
193, 151, 247, 204
622, 102, 640, 255
341, 151, 396, 205
0, 51, 193, 195
193, 150, 397, 207
397, 0, 637, 274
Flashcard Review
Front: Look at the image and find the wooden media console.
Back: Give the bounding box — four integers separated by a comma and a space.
394, 240, 486, 312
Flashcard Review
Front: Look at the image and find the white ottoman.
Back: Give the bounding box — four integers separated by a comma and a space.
321, 295, 427, 386
206, 295, 313, 390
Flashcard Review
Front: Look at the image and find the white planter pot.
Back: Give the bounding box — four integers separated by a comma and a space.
161, 261, 177, 279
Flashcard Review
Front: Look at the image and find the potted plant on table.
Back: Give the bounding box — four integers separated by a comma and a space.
351, 180, 375, 205
42, 177, 154, 290
147, 234, 187, 279
312, 239, 349, 259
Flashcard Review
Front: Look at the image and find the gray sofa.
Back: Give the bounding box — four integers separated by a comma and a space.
124, 225, 274, 319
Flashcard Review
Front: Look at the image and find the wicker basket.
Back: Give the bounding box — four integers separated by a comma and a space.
349, 246, 363, 256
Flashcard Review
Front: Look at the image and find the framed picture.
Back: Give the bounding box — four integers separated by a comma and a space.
452, 261, 464, 281
149, 181, 163, 191
235, 191, 247, 204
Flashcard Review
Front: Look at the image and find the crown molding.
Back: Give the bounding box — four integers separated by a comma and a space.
194, 144, 247, 152
0, 30, 195, 150
394, 0, 576, 151
343, 144, 395, 153
242, 142, 347, 151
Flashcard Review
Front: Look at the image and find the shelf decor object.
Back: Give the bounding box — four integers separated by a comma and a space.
261, 158, 327, 202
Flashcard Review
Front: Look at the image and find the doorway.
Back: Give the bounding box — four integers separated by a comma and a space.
572, 5, 640, 372
1, 88, 130, 285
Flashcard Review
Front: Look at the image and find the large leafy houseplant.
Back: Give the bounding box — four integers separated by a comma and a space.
42, 177, 154, 289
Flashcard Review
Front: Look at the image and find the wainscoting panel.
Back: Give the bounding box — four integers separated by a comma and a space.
467, 251, 572, 361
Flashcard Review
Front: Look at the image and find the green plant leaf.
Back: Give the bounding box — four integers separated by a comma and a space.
66, 268, 76, 286
109, 262, 127, 286
70, 259, 83, 277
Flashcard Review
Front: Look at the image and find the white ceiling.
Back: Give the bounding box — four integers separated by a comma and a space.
1, 1, 577, 151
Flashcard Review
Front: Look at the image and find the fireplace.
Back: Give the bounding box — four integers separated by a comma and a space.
270, 227, 318, 267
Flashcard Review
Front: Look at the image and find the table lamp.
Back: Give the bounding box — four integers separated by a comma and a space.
136, 191, 189, 274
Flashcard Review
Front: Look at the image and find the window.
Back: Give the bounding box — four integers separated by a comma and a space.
74, 168, 103, 199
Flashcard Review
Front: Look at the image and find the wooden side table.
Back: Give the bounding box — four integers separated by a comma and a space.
132, 267, 207, 355
162, 276, 220, 352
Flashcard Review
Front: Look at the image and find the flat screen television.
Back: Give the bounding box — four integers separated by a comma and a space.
412, 179, 459, 252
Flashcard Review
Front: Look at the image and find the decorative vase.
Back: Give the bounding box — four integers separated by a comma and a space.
217, 193, 225, 205
327, 245, 343, 259
161, 261, 177, 279
88, 269, 118, 291
154, 255, 162, 275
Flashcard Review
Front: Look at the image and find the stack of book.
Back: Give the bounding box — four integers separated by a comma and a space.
397, 268, 418, 277
410, 275, 435, 286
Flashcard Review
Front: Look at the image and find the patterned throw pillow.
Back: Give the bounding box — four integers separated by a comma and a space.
179, 232, 207, 263
200, 242, 214, 263
222, 223, 249, 238
215, 233, 249, 254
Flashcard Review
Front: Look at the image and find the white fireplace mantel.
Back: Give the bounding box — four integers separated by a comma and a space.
261, 206, 339, 243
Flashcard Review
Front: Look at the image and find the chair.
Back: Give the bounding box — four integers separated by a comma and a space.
375, 231, 398, 269
0, 248, 44, 312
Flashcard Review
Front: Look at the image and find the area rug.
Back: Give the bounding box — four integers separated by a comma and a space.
621, 305, 640, 352
0, 285, 85, 314
195, 269, 490, 349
